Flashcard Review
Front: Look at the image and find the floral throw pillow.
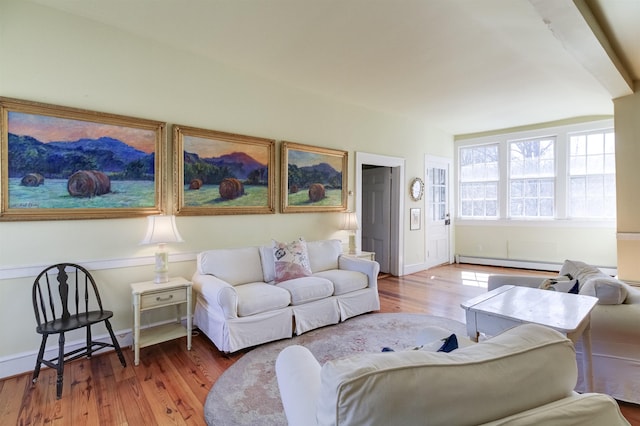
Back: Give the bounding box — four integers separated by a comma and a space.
273, 238, 312, 283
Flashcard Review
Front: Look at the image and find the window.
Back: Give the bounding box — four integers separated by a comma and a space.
455, 119, 615, 223
459, 144, 499, 218
509, 138, 555, 218
568, 130, 616, 218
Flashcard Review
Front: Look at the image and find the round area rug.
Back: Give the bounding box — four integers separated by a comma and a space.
204, 313, 466, 426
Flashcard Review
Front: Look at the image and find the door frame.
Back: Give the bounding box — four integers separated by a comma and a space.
356, 152, 405, 276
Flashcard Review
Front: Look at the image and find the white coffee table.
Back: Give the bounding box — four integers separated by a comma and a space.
461, 285, 598, 391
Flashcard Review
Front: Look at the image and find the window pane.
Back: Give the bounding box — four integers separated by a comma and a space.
567, 129, 615, 218
459, 144, 499, 218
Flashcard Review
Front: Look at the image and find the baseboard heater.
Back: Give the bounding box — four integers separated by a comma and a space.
455, 255, 617, 276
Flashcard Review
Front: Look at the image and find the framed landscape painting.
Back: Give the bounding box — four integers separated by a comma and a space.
173, 125, 275, 215
280, 141, 347, 213
0, 97, 165, 221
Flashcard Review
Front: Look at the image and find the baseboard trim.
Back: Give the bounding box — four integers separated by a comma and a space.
0, 318, 189, 379
403, 262, 429, 276
456, 255, 617, 276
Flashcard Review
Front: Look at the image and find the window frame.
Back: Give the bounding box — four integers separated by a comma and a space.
454, 119, 615, 227
458, 143, 500, 219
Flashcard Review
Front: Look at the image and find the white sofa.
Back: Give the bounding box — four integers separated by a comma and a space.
487, 259, 640, 404
191, 239, 380, 353
276, 324, 630, 426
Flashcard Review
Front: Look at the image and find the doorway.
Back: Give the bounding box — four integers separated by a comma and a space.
362, 166, 391, 273
356, 152, 405, 276
425, 155, 452, 268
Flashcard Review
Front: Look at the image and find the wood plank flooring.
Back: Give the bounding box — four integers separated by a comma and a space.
1, 263, 638, 425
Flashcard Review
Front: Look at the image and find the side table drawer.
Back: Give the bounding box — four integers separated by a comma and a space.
140, 288, 187, 309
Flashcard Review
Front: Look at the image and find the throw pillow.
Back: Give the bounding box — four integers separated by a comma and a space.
273, 238, 312, 283
580, 277, 628, 305
539, 276, 578, 293
437, 334, 459, 353
568, 281, 580, 294
559, 259, 628, 304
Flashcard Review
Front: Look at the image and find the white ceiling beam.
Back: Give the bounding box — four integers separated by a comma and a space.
529, 0, 633, 98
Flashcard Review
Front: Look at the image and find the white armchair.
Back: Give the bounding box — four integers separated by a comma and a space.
276, 324, 630, 426
487, 260, 640, 404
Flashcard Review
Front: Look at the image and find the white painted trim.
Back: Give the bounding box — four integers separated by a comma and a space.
0, 252, 197, 280
0, 318, 190, 379
403, 262, 430, 276
356, 152, 405, 276
617, 233, 640, 240
456, 219, 616, 228
456, 255, 617, 275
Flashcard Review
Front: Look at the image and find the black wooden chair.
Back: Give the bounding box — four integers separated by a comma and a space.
31, 263, 126, 398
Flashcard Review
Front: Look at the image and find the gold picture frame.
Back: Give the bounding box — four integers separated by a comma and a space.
280, 141, 348, 213
0, 97, 165, 221
173, 125, 275, 215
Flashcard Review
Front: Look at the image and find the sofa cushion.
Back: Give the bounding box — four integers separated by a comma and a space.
198, 247, 264, 286
307, 239, 341, 273
273, 238, 313, 283
234, 282, 291, 317
313, 269, 368, 295
580, 277, 627, 305
259, 245, 276, 283
559, 260, 627, 304
316, 324, 577, 426
276, 276, 334, 305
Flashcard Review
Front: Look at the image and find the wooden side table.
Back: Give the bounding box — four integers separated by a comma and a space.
342, 250, 375, 261
131, 277, 192, 366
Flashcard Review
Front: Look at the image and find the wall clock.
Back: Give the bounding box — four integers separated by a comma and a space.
409, 177, 424, 201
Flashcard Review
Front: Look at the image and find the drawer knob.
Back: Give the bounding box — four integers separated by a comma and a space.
156, 295, 174, 302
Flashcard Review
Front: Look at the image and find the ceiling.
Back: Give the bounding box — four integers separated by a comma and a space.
28, 0, 639, 136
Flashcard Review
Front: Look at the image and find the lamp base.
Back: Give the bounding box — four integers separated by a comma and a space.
154, 250, 170, 284
348, 234, 356, 254
154, 271, 169, 284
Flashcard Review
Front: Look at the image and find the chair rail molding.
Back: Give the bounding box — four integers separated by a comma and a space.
0, 252, 197, 280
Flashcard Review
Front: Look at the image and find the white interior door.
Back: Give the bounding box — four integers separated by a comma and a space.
362, 167, 391, 273
425, 156, 452, 268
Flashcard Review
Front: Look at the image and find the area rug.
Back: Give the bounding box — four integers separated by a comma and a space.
204, 313, 466, 426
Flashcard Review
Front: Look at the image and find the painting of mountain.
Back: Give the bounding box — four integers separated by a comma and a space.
281, 142, 347, 213
184, 150, 267, 183
174, 125, 275, 215
9, 133, 154, 178
1, 98, 164, 220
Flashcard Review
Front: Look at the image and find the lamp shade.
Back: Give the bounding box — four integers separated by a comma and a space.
340, 211, 359, 231
140, 215, 184, 245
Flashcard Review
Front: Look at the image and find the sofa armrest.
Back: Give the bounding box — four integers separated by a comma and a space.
338, 256, 380, 290
276, 345, 322, 426
480, 393, 631, 426
191, 272, 239, 319
487, 274, 546, 291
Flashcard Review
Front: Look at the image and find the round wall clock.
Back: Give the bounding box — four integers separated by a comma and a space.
409, 177, 424, 201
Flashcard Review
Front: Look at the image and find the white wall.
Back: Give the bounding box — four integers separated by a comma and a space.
453, 120, 618, 269
0, 0, 453, 375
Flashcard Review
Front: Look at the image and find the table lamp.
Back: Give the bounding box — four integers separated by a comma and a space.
140, 215, 184, 283
341, 211, 359, 254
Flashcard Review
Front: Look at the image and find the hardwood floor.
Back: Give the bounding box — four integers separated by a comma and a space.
1, 263, 638, 425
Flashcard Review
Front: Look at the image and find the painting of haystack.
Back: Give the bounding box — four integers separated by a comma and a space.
0, 97, 164, 221
173, 125, 275, 216
280, 141, 347, 213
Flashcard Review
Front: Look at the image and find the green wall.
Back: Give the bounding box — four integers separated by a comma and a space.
0, 0, 452, 370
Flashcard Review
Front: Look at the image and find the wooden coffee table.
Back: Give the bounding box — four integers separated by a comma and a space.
461, 285, 598, 391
